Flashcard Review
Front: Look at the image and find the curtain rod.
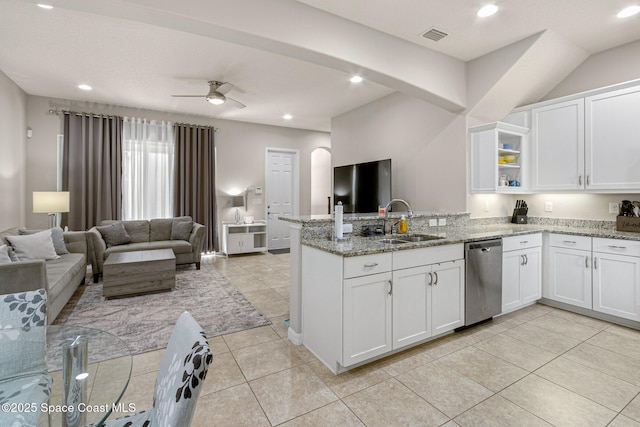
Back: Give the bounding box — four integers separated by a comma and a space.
48, 109, 219, 132
48, 108, 120, 119
174, 122, 219, 132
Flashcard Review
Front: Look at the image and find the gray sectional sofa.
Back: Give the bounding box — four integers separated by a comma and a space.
0, 228, 87, 323
87, 217, 205, 283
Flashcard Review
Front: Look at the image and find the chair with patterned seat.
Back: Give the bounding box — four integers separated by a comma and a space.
92, 311, 213, 427
0, 288, 52, 427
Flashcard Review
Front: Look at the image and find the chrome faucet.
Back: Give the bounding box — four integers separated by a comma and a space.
383, 199, 413, 234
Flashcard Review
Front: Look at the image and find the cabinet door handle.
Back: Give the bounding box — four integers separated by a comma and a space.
608, 245, 627, 250
594, 257, 598, 269
433, 272, 439, 286
578, 175, 582, 186
585, 256, 589, 268
364, 262, 379, 268
586, 175, 590, 185
427, 272, 433, 286
563, 240, 577, 245
387, 280, 393, 295
524, 254, 528, 265
520, 255, 525, 265
520, 241, 528, 245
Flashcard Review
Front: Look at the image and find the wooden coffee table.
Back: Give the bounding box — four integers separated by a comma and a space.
103, 249, 176, 298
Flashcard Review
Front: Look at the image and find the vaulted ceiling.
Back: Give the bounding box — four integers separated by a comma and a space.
1, 0, 639, 131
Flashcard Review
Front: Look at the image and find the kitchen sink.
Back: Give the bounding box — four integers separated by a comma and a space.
399, 234, 444, 242
376, 234, 444, 245
376, 238, 410, 245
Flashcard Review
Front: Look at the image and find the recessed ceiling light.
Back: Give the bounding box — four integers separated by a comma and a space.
350, 76, 363, 83
78, 84, 92, 91
283, 114, 293, 120
477, 4, 498, 17
37, 4, 53, 9
617, 5, 640, 18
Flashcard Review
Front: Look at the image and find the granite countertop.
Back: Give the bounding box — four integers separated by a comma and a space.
303, 223, 640, 257
279, 211, 468, 224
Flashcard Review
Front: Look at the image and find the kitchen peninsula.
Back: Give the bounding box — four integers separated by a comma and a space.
282, 213, 640, 374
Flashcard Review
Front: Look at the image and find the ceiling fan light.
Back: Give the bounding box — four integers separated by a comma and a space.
206, 93, 226, 105
617, 5, 640, 18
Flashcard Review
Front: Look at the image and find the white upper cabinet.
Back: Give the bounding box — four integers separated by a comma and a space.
531, 99, 585, 191
470, 122, 529, 193
585, 86, 640, 191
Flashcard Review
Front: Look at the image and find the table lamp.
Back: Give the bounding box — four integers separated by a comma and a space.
230, 195, 245, 224
33, 191, 70, 228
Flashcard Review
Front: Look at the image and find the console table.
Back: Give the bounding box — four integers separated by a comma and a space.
221, 221, 268, 256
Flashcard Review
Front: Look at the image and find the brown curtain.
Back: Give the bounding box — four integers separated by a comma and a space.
61, 113, 123, 230
173, 124, 218, 252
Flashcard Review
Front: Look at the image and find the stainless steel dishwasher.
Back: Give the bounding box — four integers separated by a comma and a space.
464, 239, 502, 326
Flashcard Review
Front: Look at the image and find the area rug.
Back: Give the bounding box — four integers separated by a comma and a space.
53, 263, 272, 356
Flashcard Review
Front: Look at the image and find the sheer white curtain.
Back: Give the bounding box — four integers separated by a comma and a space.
122, 118, 175, 220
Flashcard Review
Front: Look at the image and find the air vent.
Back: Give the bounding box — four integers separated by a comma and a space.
421, 27, 448, 42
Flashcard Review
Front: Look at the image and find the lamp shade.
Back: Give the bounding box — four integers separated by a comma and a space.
230, 195, 245, 208
33, 191, 70, 213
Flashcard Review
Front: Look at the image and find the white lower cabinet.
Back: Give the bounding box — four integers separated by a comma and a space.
343, 272, 393, 366
392, 259, 464, 350
592, 239, 640, 321
502, 234, 542, 313
301, 244, 464, 373
545, 234, 592, 309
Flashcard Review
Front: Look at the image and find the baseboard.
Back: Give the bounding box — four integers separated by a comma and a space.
287, 327, 303, 345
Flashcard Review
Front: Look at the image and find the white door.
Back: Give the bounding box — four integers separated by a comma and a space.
521, 248, 542, 305
585, 86, 640, 191
593, 252, 640, 321
531, 99, 585, 191
548, 246, 592, 309
431, 260, 464, 335
392, 266, 430, 350
266, 149, 298, 250
343, 272, 393, 366
502, 250, 523, 312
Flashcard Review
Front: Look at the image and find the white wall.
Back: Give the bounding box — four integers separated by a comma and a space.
543, 39, 640, 100
23, 95, 330, 229
0, 70, 27, 230
310, 147, 331, 215
332, 92, 467, 212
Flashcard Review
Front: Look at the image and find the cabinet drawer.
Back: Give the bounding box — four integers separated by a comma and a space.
548, 233, 591, 251
392, 244, 463, 270
593, 238, 640, 256
343, 253, 392, 279
502, 233, 542, 252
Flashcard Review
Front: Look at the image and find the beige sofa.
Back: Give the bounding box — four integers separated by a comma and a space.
0, 228, 87, 323
87, 217, 205, 283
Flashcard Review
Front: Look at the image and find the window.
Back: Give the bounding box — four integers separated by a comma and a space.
121, 118, 174, 220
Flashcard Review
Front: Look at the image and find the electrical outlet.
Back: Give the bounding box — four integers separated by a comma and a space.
342, 223, 353, 233
545, 201, 553, 212
438, 218, 447, 226
429, 219, 438, 227
609, 203, 619, 214
484, 201, 490, 212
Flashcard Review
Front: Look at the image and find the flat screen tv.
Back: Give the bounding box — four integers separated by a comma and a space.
333, 159, 391, 213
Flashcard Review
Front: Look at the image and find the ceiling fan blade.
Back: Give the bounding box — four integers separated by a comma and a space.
217, 82, 235, 95
171, 95, 204, 97
226, 96, 246, 109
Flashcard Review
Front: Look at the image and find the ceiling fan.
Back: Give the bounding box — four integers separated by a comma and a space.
171, 81, 246, 108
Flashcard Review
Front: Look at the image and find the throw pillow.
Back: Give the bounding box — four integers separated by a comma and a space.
5, 230, 59, 261
171, 220, 193, 241
19, 227, 69, 255
96, 221, 132, 248
0, 245, 13, 264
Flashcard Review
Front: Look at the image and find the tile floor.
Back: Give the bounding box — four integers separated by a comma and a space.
110, 253, 640, 426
